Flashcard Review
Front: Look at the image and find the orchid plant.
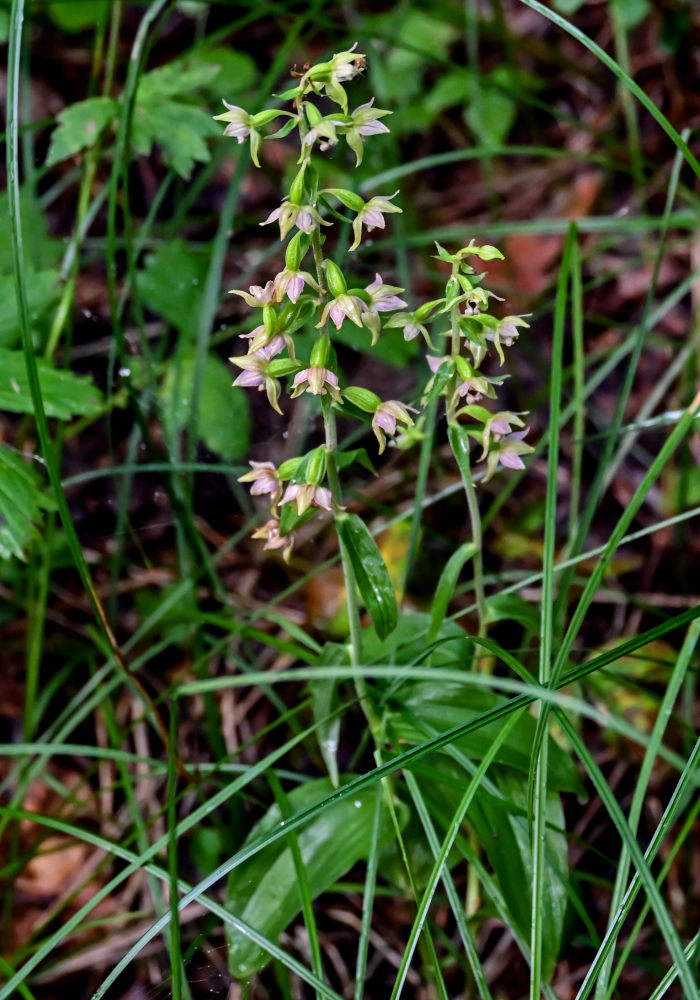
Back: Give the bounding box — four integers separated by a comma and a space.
216, 43, 533, 645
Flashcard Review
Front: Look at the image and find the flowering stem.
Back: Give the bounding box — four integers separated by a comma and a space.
449, 304, 487, 639
310, 228, 382, 740
457, 450, 487, 639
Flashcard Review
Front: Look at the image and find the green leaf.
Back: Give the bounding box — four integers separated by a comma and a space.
45, 1, 110, 32
137, 59, 222, 103
417, 762, 568, 981
132, 99, 220, 178
485, 593, 540, 633
135, 238, 208, 336
226, 777, 394, 978
0, 269, 61, 348
0, 444, 54, 561
465, 72, 517, 149
311, 643, 348, 788
423, 69, 473, 119
466, 772, 568, 980
387, 681, 583, 794
191, 45, 257, 97
159, 350, 251, 462
0, 189, 62, 273
611, 0, 651, 30
336, 513, 397, 640
363, 611, 472, 670
0, 349, 103, 419
46, 97, 118, 167
429, 541, 477, 641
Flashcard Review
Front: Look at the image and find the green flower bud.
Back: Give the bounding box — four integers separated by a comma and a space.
324, 259, 348, 298
342, 385, 381, 412
262, 304, 276, 336
285, 232, 306, 271
305, 445, 327, 485
322, 187, 365, 213
289, 166, 307, 206
268, 358, 300, 377
310, 336, 332, 368
252, 108, 288, 127
278, 456, 303, 480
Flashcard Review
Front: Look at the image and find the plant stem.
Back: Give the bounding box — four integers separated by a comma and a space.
449, 304, 487, 638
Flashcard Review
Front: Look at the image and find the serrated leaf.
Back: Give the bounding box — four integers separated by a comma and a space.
465, 72, 516, 149
486, 592, 540, 632
132, 99, 220, 177
159, 350, 251, 462
226, 777, 395, 978
336, 513, 397, 640
363, 611, 472, 669
135, 239, 208, 335
0, 269, 61, 349
137, 59, 222, 103
191, 45, 257, 96
0, 349, 103, 419
46, 97, 118, 167
0, 445, 54, 561
0, 190, 63, 272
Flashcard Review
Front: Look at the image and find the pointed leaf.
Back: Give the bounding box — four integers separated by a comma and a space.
226, 777, 394, 978
336, 513, 397, 640
429, 541, 477, 641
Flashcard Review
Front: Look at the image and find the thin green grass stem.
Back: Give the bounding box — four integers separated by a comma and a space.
353, 785, 382, 1000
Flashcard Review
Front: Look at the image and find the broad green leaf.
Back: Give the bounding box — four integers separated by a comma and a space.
424, 69, 473, 119
386, 681, 583, 794
0, 190, 62, 272
485, 592, 540, 633
552, 0, 585, 12
0, 444, 54, 561
46, 1, 110, 31
0, 269, 61, 348
190, 45, 257, 97
46, 97, 118, 167
311, 643, 348, 788
611, 0, 650, 29
336, 513, 397, 640
226, 777, 394, 978
137, 59, 221, 103
381, 11, 459, 102
429, 541, 477, 641
416, 762, 568, 981
0, 349, 103, 419
132, 99, 220, 178
159, 350, 251, 462
466, 772, 568, 981
196, 354, 251, 462
135, 238, 208, 336
465, 72, 517, 149
363, 611, 472, 670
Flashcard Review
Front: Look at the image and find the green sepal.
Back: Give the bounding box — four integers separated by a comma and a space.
336, 512, 397, 640
267, 117, 298, 140
279, 502, 316, 535
305, 101, 322, 126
